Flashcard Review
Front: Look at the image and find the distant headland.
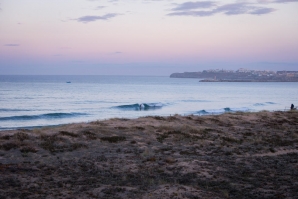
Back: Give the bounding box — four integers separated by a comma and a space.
170, 68, 298, 82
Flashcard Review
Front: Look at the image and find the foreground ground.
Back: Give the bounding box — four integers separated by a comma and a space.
0, 111, 298, 199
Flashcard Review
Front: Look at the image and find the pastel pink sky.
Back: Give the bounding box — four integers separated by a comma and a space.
0, 0, 298, 75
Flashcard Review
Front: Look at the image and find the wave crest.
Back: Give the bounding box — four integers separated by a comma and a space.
114, 103, 163, 111
0, 112, 86, 121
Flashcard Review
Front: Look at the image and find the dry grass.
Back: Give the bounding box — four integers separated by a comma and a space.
0, 110, 297, 199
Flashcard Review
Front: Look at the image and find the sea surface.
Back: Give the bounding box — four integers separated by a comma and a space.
0, 75, 297, 130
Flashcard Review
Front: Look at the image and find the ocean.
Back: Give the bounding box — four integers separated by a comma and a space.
0, 75, 297, 130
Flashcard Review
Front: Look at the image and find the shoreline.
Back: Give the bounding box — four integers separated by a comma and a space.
1, 111, 298, 198
0, 109, 291, 131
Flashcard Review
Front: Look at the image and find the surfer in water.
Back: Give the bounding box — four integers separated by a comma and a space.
139, 104, 144, 110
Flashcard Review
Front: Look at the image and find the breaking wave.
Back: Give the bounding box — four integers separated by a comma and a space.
114, 103, 163, 111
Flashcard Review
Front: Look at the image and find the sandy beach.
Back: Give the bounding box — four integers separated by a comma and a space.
0, 111, 297, 199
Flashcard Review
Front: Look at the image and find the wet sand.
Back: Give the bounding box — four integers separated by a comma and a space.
0, 111, 298, 198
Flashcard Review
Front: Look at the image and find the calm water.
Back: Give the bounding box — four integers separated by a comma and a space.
0, 75, 297, 130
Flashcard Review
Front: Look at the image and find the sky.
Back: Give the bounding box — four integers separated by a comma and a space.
0, 0, 298, 75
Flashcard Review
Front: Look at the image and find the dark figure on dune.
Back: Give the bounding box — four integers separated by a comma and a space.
291, 104, 295, 110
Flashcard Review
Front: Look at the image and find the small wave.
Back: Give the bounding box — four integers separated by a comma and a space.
197, 110, 208, 114
254, 103, 265, 106
195, 107, 249, 115
254, 102, 276, 106
224, 107, 231, 112
0, 108, 32, 112
114, 103, 163, 111
265, 102, 276, 104
0, 112, 86, 121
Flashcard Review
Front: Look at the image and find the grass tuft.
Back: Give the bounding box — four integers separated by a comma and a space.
101, 136, 126, 143
0, 142, 20, 151
81, 130, 97, 140
59, 131, 79, 138
15, 132, 29, 141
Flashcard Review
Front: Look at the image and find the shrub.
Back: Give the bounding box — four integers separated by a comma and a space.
101, 136, 126, 143
0, 142, 19, 150
15, 132, 29, 141
82, 131, 97, 140
59, 131, 79, 137
20, 145, 38, 153
0, 135, 10, 140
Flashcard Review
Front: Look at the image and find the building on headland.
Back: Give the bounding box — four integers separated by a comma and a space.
236, 68, 251, 73
170, 68, 298, 82
277, 71, 298, 76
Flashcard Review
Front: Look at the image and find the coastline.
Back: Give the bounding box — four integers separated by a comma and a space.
170, 70, 298, 82
1, 111, 298, 198
199, 79, 298, 82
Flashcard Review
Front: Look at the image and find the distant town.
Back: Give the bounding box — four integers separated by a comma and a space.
170, 68, 298, 82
